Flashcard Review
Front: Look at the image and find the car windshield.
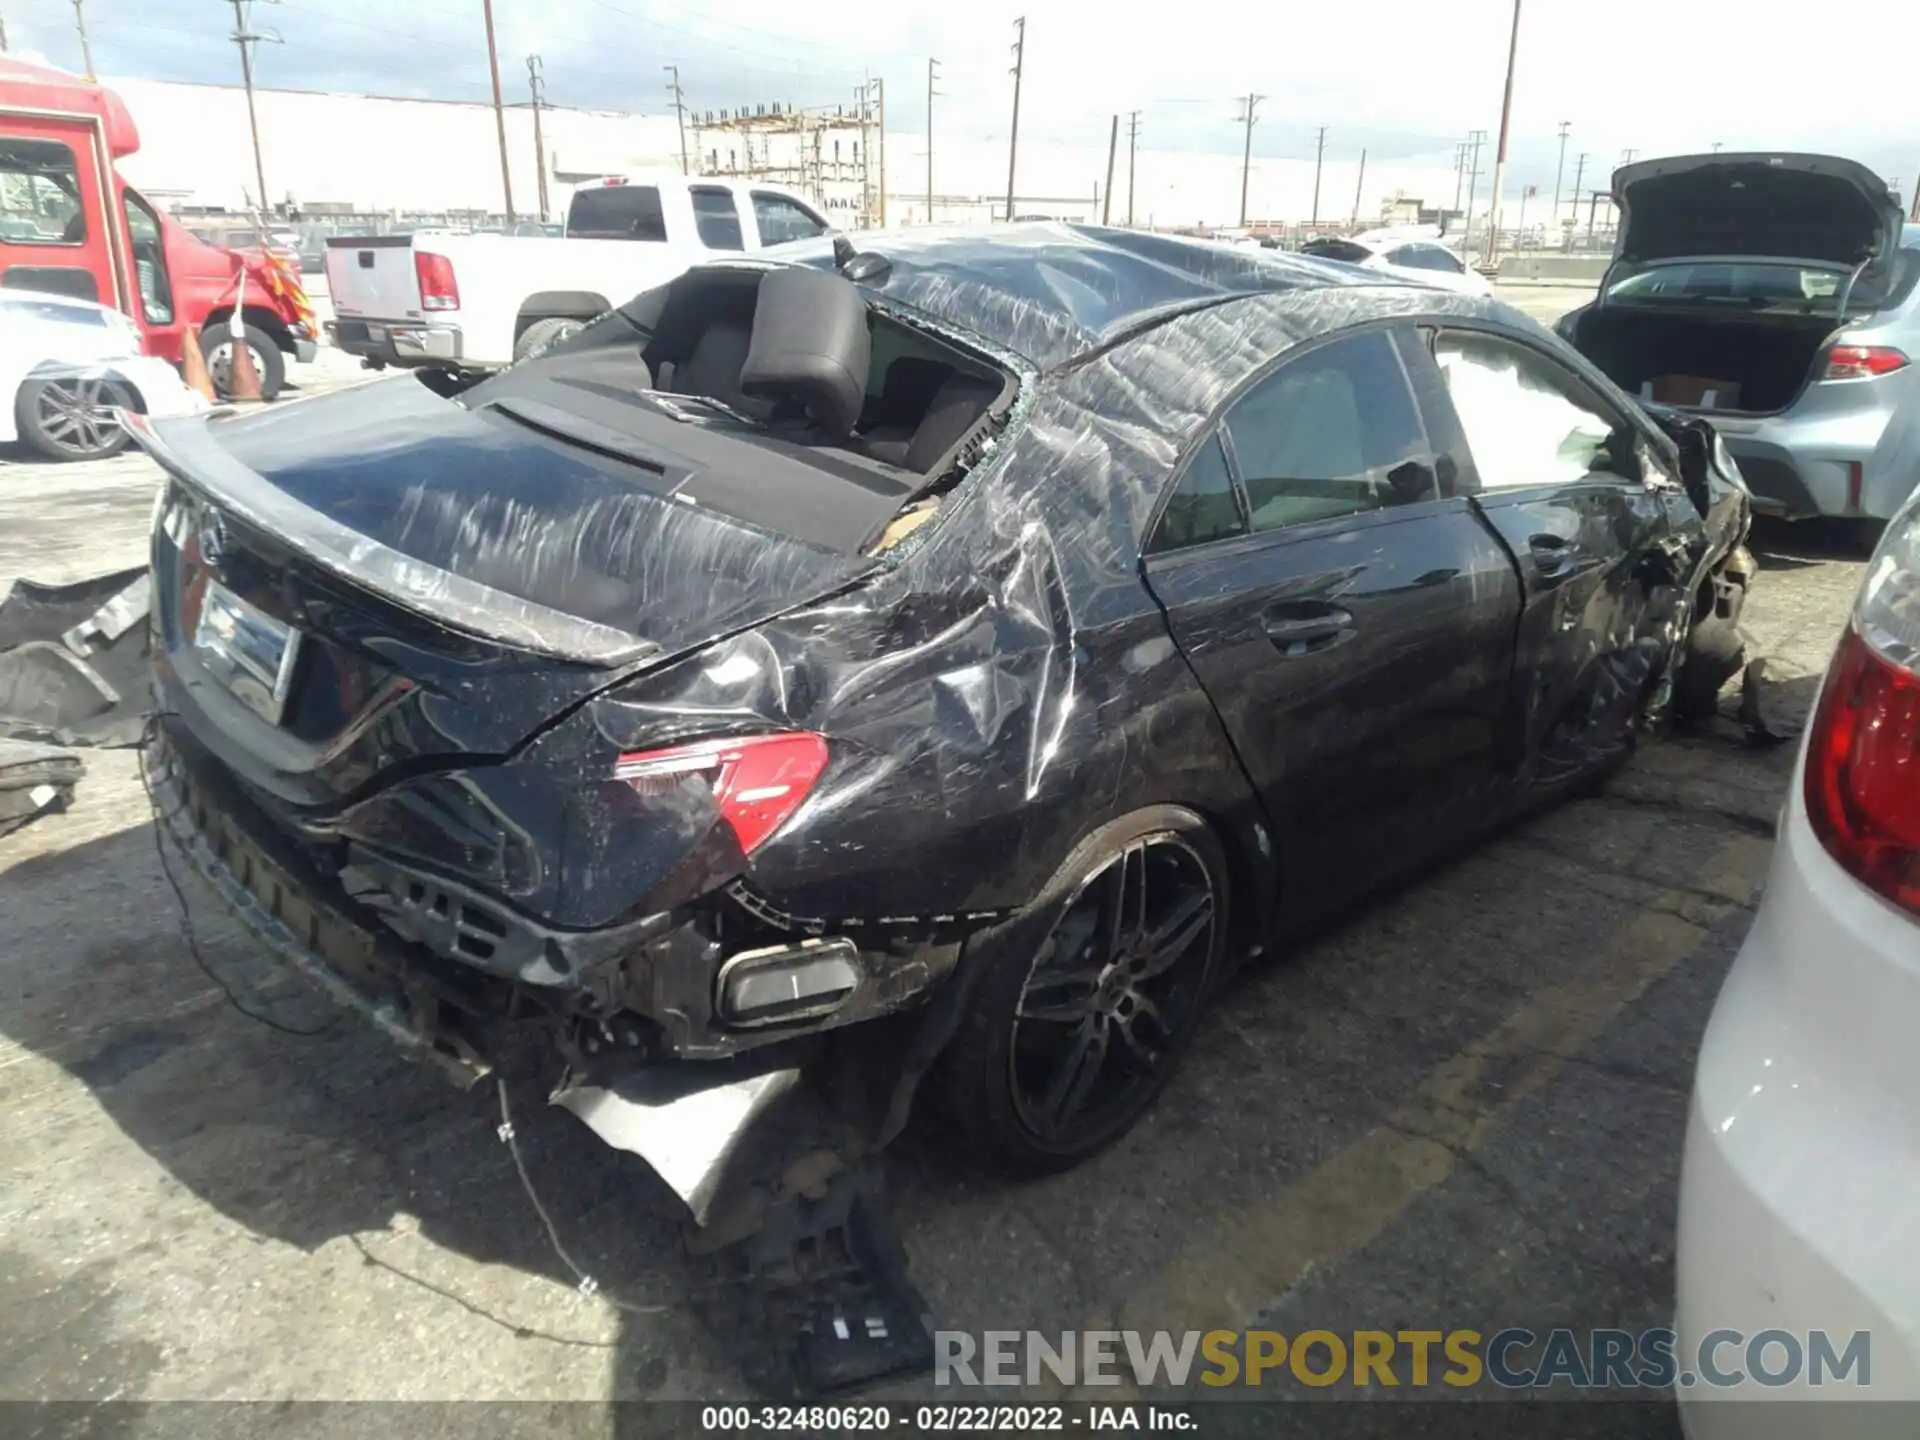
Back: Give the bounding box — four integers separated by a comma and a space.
1607, 255, 1917, 314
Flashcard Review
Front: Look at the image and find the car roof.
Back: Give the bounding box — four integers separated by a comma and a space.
769, 222, 1405, 370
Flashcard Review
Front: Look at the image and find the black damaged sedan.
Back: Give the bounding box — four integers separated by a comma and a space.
132, 225, 1752, 1209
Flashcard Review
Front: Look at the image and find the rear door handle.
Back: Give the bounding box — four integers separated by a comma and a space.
1262, 605, 1353, 653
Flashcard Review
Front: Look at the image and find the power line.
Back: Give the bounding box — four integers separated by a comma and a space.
1235, 93, 1263, 229
1352, 147, 1366, 227
664, 64, 688, 176
1004, 16, 1024, 222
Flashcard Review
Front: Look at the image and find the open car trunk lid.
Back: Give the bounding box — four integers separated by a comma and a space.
130, 379, 880, 810
1611, 153, 1904, 272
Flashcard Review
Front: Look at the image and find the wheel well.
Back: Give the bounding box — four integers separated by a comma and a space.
514, 292, 611, 338
24, 363, 149, 413
201, 305, 294, 353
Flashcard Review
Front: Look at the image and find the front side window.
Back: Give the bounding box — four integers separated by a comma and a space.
1389, 244, 1466, 274
567, 184, 667, 241
123, 189, 174, 324
752, 191, 829, 246
1434, 334, 1622, 491
689, 186, 745, 251
1151, 434, 1245, 553
0, 138, 84, 245
1223, 328, 1431, 532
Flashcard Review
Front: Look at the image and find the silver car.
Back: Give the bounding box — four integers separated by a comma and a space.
1558, 154, 1920, 530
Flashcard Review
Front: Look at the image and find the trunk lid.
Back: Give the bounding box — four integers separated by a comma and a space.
132, 377, 881, 809
323, 235, 426, 320
1612, 153, 1904, 270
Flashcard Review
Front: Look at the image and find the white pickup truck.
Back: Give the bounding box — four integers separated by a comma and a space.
321, 175, 834, 370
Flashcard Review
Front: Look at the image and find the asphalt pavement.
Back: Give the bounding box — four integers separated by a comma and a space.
0, 294, 1872, 1430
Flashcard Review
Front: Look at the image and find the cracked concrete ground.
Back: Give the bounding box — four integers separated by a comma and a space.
0, 297, 1881, 1432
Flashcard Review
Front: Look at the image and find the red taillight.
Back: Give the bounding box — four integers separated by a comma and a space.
1805, 626, 1920, 916
614, 732, 828, 855
414, 251, 460, 311
1823, 345, 1909, 381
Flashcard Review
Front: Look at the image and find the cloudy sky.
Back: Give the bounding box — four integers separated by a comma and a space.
8, 0, 1919, 210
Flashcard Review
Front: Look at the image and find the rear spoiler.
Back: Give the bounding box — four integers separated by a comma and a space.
123, 411, 659, 669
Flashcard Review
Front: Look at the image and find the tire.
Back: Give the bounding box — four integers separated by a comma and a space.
14, 374, 135, 460
929, 806, 1231, 1177
202, 322, 287, 401
514, 316, 585, 362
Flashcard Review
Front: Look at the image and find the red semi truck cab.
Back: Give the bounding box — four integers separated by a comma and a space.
0, 57, 315, 398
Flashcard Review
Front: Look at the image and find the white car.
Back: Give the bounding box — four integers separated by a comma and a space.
1676, 497, 1920, 1432
1300, 234, 1494, 296
1, 291, 209, 461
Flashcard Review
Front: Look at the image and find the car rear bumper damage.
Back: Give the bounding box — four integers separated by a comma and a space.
143, 719, 958, 1220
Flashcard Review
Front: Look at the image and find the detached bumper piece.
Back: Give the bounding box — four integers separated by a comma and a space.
0, 567, 152, 747
0, 739, 83, 837
691, 1158, 935, 1397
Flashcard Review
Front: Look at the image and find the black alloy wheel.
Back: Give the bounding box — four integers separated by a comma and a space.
1010, 835, 1217, 1145
930, 808, 1229, 1175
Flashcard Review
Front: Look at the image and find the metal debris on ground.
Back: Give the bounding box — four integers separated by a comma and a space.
0, 566, 152, 747
0, 738, 84, 837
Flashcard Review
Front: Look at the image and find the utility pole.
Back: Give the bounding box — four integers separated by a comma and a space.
1352, 148, 1367, 227
224, 0, 277, 216
481, 0, 515, 223
664, 65, 689, 176
874, 75, 886, 227
1, 10, 9, 52
1310, 124, 1328, 226
1101, 114, 1118, 224
1551, 120, 1571, 227
1464, 128, 1487, 248
1711, 140, 1723, 153
525, 56, 550, 222
71, 0, 94, 80
1567, 151, 1587, 250
1484, 0, 1523, 265
1004, 16, 1025, 221
1452, 141, 1469, 217
1126, 110, 1140, 226
926, 58, 940, 221
1586, 188, 1601, 241
1236, 93, 1263, 229
1620, 147, 1639, 166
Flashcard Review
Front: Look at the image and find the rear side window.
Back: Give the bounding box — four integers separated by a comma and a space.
1224, 329, 1430, 532
689, 186, 745, 251
1151, 434, 1245, 553
752, 192, 829, 246
567, 184, 667, 241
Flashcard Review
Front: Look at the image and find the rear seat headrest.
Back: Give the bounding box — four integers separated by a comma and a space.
740, 268, 871, 439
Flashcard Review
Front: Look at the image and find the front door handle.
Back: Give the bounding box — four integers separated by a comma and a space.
1262, 604, 1353, 653
1529, 534, 1578, 578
